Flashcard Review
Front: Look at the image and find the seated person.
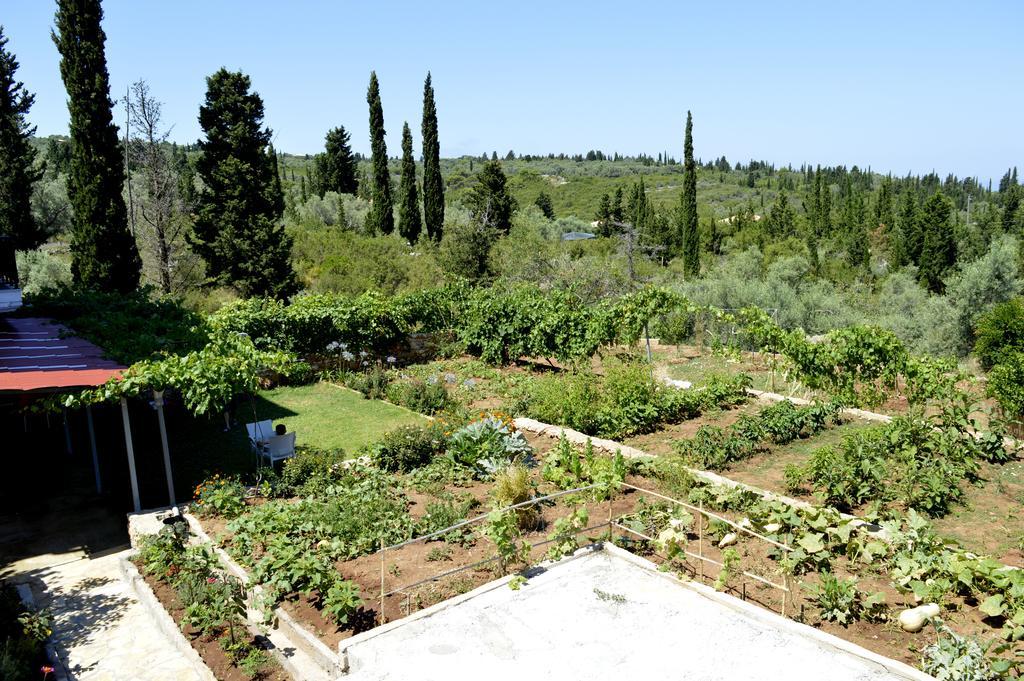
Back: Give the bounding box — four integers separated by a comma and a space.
275, 423, 287, 437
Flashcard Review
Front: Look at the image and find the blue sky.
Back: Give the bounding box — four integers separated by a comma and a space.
5, 1, 1023, 182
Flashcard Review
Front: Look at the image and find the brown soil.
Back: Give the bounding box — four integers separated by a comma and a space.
139, 565, 288, 681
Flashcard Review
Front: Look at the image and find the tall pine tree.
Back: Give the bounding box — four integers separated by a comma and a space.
0, 27, 44, 251
190, 69, 296, 298
421, 72, 444, 240
53, 0, 141, 292
366, 71, 393, 234
312, 126, 357, 195
398, 122, 422, 242
680, 110, 699, 276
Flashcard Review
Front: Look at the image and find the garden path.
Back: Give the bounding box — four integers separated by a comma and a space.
14, 549, 203, 680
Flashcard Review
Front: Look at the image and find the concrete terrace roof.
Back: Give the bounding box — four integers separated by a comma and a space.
0, 317, 124, 393
341, 544, 930, 681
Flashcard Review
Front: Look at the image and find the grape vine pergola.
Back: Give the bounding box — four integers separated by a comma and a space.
0, 316, 176, 512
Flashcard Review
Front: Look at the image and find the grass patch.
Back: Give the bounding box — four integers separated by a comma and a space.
251, 382, 426, 452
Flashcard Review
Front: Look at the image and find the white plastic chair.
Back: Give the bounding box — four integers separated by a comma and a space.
246, 420, 274, 451
262, 432, 296, 464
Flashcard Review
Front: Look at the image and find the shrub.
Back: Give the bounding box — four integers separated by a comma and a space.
371, 423, 447, 473
0, 583, 50, 681
279, 447, 349, 497
987, 351, 1024, 422
975, 298, 1024, 370
519, 363, 750, 440
192, 475, 247, 518
801, 412, 983, 517
674, 424, 760, 471
492, 464, 538, 530
343, 366, 391, 400
448, 416, 532, 474
386, 379, 450, 415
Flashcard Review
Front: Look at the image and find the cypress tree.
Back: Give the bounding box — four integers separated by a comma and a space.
366, 71, 393, 234
421, 72, 444, 240
889, 222, 908, 269
53, 0, 141, 292
596, 193, 612, 236
918, 191, 956, 293
1003, 185, 1022, 233
398, 122, 421, 242
190, 69, 296, 299
268, 143, 284, 215
874, 175, 894, 229
899, 190, 922, 265
467, 160, 516, 233
847, 219, 870, 270
680, 111, 699, 276
313, 126, 358, 195
611, 187, 624, 223
820, 178, 833, 235
0, 27, 44, 250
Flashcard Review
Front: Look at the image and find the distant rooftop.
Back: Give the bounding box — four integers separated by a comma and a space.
561, 231, 596, 241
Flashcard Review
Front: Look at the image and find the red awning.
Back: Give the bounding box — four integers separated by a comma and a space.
0, 317, 125, 393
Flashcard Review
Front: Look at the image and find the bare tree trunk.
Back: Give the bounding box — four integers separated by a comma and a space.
126, 79, 192, 294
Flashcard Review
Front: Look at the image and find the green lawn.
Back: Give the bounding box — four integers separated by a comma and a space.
250, 382, 426, 453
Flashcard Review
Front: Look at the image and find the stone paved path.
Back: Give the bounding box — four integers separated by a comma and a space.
16, 549, 203, 681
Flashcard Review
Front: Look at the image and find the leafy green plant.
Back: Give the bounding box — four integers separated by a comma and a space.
192, 474, 247, 518
483, 509, 530, 575
139, 523, 189, 581
448, 416, 531, 474
715, 548, 741, 591
805, 574, 884, 625
677, 424, 760, 471
922, 620, 1001, 681
546, 507, 589, 561
15, 608, 51, 643
542, 436, 626, 499
323, 580, 362, 626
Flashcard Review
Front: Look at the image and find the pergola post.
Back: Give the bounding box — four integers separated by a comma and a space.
62, 407, 73, 457
86, 405, 101, 494
153, 390, 176, 506
120, 397, 141, 512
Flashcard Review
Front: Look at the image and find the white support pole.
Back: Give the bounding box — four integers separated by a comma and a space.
153, 390, 175, 506
62, 407, 73, 457
120, 398, 141, 513
86, 405, 101, 494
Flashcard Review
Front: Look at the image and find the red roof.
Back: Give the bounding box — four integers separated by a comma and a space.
0, 317, 125, 393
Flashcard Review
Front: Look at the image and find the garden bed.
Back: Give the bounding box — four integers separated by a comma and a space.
136, 566, 287, 681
